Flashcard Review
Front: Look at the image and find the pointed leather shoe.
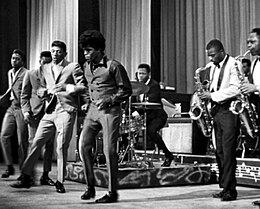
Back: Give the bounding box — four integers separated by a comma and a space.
81, 188, 96, 200
212, 190, 225, 198
1, 167, 15, 178
161, 155, 174, 167
40, 176, 55, 186
221, 190, 237, 201
10, 174, 31, 189
95, 192, 118, 203
55, 181, 66, 193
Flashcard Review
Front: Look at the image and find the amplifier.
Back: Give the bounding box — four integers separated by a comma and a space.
161, 117, 192, 154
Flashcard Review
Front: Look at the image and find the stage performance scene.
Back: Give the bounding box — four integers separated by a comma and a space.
1, 1, 260, 209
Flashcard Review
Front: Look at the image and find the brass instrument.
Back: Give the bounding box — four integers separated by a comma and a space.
189, 66, 213, 137
229, 50, 259, 139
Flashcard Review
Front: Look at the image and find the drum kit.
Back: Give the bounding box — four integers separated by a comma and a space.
117, 81, 161, 168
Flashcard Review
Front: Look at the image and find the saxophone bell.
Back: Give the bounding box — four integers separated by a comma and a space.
229, 99, 245, 115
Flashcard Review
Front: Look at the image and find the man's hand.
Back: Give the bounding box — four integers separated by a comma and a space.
23, 112, 32, 124
96, 97, 112, 110
37, 87, 49, 98
198, 91, 211, 100
240, 83, 257, 94
53, 83, 66, 92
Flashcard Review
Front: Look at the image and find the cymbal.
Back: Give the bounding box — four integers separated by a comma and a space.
131, 81, 149, 96
132, 102, 161, 109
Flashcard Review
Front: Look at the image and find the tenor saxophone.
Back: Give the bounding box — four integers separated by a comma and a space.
229, 50, 259, 139
189, 66, 213, 137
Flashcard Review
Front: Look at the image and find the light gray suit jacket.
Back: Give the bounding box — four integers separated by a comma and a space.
41, 60, 86, 113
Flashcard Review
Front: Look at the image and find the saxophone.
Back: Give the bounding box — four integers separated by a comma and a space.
189, 66, 213, 137
229, 50, 259, 139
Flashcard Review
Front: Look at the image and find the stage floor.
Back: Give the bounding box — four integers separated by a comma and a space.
1, 162, 260, 209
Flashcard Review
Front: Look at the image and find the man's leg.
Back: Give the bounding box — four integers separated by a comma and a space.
1, 108, 16, 178
54, 111, 76, 193
15, 109, 29, 169
79, 115, 100, 200
95, 106, 121, 203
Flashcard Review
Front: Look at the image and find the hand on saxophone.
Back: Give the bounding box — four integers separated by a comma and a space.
240, 82, 258, 94
198, 91, 212, 100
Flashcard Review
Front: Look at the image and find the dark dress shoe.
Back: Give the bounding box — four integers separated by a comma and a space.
55, 181, 66, 193
1, 166, 15, 178
221, 190, 237, 201
95, 192, 118, 203
40, 176, 55, 186
252, 200, 260, 206
161, 155, 174, 167
81, 188, 96, 200
10, 174, 31, 189
212, 190, 225, 198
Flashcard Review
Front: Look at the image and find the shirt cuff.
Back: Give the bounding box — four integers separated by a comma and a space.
24, 112, 30, 117
256, 85, 260, 94
66, 84, 75, 93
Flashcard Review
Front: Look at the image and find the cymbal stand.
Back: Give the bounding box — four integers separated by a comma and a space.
141, 105, 154, 168
118, 97, 138, 165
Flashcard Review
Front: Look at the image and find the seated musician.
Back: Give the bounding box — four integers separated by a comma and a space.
132, 63, 174, 167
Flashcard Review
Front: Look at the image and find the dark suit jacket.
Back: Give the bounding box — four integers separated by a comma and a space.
41, 60, 85, 113
21, 68, 46, 116
135, 79, 167, 123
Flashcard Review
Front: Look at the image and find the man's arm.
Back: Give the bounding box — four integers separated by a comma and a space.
21, 71, 32, 123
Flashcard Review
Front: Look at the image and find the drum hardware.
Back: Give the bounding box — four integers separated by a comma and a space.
131, 101, 161, 168
118, 96, 141, 165
118, 81, 149, 166
118, 81, 159, 168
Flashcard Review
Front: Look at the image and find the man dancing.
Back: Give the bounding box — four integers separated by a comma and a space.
78, 30, 132, 203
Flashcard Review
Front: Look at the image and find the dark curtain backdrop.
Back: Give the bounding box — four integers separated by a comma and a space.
0, 0, 26, 162
0, 0, 27, 95
78, 0, 100, 67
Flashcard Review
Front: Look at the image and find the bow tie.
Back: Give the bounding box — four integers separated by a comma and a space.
94, 63, 107, 68
214, 63, 220, 68
91, 63, 107, 72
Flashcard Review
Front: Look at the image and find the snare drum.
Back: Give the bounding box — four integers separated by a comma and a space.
120, 115, 143, 134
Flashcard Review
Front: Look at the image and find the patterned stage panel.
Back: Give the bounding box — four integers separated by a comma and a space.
65, 162, 211, 188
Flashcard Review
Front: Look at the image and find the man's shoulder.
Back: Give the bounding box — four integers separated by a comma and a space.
148, 79, 159, 86
108, 59, 122, 68
64, 61, 80, 70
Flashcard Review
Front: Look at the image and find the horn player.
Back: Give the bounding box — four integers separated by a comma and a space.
240, 28, 260, 207
199, 39, 241, 201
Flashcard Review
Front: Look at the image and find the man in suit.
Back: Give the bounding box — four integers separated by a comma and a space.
240, 28, 260, 114
0, 49, 28, 178
240, 28, 260, 207
78, 30, 132, 203
11, 41, 86, 193
199, 39, 240, 201
20, 51, 55, 186
133, 63, 174, 167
